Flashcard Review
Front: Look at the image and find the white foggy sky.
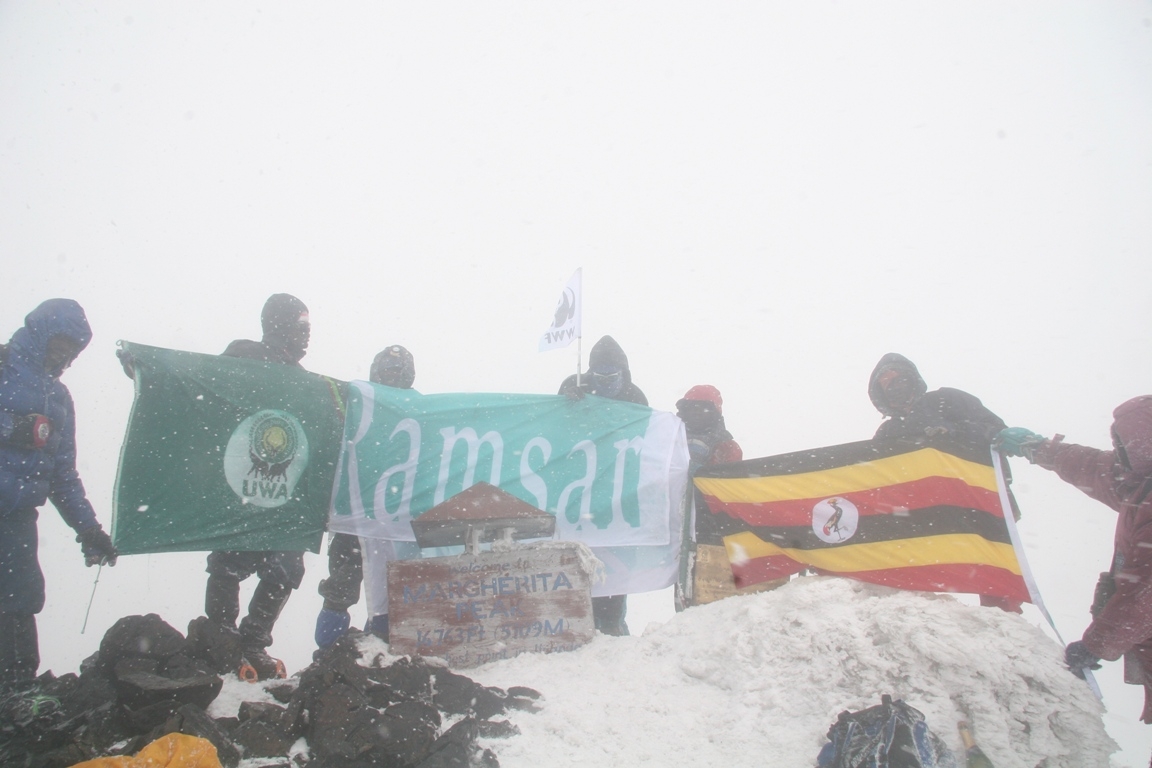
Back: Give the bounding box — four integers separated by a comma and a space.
1, 1, 1151, 762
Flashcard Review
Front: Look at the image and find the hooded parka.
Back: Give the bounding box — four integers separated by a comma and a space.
1032, 396, 1152, 722
868, 353, 1005, 444
0, 299, 99, 616
558, 335, 647, 406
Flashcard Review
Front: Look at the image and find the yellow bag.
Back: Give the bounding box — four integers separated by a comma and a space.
69, 733, 222, 768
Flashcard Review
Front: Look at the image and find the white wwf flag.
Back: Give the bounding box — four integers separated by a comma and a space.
538, 268, 582, 351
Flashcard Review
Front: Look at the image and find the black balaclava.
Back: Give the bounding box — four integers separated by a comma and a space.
261, 293, 310, 363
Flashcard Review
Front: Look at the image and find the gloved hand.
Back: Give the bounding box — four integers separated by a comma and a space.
12, 413, 52, 449
1065, 640, 1102, 679
687, 438, 713, 465
994, 427, 1048, 461
77, 526, 118, 567
559, 381, 585, 401
115, 348, 136, 380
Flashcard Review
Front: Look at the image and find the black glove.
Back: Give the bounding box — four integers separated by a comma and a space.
1065, 640, 1101, 679
559, 381, 585, 401
12, 413, 52, 449
77, 527, 118, 567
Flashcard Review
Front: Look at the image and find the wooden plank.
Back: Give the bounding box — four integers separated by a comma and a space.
388, 545, 595, 667
692, 544, 789, 606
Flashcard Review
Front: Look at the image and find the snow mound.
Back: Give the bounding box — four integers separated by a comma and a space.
468, 576, 1117, 768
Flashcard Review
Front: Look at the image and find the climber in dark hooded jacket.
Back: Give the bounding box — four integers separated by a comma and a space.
868, 353, 1006, 445
558, 335, 647, 407
868, 352, 1021, 613
203, 293, 312, 680
0, 299, 117, 690
557, 335, 646, 636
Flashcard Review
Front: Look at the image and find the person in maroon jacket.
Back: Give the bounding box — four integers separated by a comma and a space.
996, 396, 1152, 736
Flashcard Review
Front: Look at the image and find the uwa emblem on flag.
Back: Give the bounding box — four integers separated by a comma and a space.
539, 268, 582, 351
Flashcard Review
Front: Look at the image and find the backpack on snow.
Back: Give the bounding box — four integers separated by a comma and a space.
817, 695, 957, 768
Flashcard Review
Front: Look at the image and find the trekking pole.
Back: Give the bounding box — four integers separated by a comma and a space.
81, 564, 103, 634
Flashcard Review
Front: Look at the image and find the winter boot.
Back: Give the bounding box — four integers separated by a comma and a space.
315, 608, 351, 649
366, 613, 390, 641
238, 577, 293, 652
239, 649, 286, 682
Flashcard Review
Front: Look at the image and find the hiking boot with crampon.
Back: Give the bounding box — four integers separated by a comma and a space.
238, 650, 286, 682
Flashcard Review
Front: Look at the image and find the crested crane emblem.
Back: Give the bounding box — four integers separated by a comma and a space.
812, 496, 859, 543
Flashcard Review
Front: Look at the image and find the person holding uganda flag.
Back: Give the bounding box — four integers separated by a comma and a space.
693, 353, 1031, 615
997, 396, 1152, 759
867, 353, 1023, 612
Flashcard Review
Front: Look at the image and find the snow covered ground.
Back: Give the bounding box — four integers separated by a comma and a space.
207, 575, 1118, 768
4, 1, 1151, 766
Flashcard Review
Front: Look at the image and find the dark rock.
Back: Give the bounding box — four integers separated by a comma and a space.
114, 656, 161, 678
265, 680, 297, 704
186, 615, 244, 676
432, 668, 506, 719
477, 719, 520, 739
66, 701, 133, 756
364, 683, 399, 710
414, 717, 480, 768
238, 700, 287, 723
158, 703, 242, 768
309, 683, 376, 759
124, 698, 183, 732
505, 686, 541, 700
376, 699, 441, 766
232, 717, 297, 759
215, 715, 240, 733
113, 670, 223, 712
366, 656, 433, 701
98, 615, 188, 671
163, 653, 215, 680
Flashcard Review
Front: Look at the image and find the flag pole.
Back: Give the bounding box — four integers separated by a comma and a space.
576, 333, 582, 388
992, 448, 1103, 699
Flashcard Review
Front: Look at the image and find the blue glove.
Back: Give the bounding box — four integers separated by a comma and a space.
1065, 640, 1102, 679
314, 608, 350, 649
994, 427, 1047, 461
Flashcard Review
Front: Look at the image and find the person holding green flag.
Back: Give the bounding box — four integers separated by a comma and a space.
0, 299, 117, 691
314, 344, 416, 650
203, 293, 313, 680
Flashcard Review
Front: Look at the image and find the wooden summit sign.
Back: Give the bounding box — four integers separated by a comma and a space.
388, 483, 595, 667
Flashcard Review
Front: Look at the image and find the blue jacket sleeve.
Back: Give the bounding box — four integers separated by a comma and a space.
46, 389, 98, 533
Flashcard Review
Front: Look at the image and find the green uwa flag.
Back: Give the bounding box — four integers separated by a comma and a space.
112, 342, 347, 554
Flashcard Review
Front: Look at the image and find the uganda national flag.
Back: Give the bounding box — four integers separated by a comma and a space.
692, 436, 1029, 603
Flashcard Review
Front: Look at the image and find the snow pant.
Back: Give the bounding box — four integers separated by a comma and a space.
0, 613, 38, 689
318, 533, 362, 613
0, 507, 45, 686
0, 507, 46, 616
205, 550, 305, 652
592, 595, 629, 636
